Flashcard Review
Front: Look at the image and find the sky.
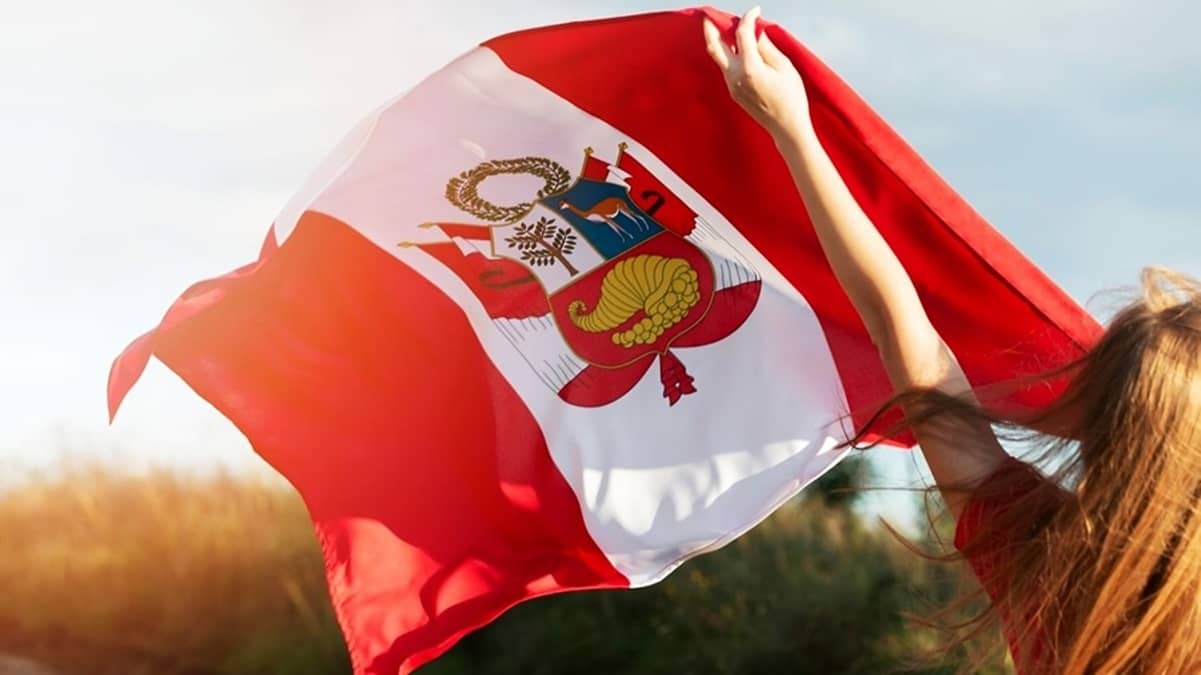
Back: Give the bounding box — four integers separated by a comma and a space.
3, 0, 1200, 505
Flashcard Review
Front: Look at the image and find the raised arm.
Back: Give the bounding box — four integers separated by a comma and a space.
703, 8, 1007, 517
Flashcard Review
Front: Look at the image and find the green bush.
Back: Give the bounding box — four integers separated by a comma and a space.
428, 459, 1007, 674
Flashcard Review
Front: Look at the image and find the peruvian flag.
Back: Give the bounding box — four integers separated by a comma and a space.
108, 7, 1099, 674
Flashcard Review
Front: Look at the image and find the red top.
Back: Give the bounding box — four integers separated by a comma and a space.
954, 459, 1051, 672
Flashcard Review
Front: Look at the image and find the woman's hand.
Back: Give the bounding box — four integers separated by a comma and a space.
702, 7, 811, 138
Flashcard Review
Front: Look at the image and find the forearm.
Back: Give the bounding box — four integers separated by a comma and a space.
703, 9, 1007, 510
769, 117, 927, 344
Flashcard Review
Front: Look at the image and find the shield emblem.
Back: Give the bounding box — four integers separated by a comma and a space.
405, 145, 760, 407
540, 180, 715, 369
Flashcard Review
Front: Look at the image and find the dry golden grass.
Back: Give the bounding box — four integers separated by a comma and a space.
0, 466, 349, 675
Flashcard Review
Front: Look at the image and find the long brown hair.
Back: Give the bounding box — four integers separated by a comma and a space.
848, 267, 1201, 674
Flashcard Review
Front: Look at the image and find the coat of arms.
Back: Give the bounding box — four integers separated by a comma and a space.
402, 144, 762, 407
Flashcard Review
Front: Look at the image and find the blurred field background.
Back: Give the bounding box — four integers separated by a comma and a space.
0, 458, 1009, 675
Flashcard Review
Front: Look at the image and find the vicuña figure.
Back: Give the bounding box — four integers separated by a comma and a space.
558, 197, 650, 241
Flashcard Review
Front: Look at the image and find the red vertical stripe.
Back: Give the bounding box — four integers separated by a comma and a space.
118, 212, 625, 674
484, 8, 1101, 437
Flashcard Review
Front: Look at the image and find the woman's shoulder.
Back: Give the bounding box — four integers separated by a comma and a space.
953, 456, 1065, 553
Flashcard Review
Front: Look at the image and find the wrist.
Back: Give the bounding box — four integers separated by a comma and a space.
768, 115, 818, 148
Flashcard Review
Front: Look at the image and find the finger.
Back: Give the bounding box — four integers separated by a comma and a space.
735, 6, 763, 66
758, 29, 789, 69
702, 18, 733, 70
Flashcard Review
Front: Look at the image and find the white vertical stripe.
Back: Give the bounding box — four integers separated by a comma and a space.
284, 47, 852, 585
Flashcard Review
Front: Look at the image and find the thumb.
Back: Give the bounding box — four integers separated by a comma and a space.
758, 30, 791, 70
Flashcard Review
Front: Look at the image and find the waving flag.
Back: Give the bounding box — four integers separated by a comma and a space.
108, 7, 1100, 674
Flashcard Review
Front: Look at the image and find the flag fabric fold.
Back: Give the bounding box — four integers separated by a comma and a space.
109, 7, 1100, 673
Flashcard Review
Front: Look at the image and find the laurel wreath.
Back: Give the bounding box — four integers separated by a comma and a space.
445, 157, 571, 223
